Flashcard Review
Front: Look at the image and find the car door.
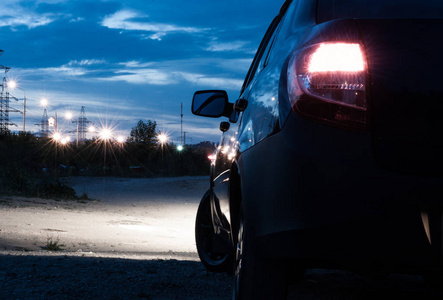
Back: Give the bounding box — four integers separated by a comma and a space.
209, 15, 284, 240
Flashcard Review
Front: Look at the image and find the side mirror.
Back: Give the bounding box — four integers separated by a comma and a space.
192, 90, 232, 118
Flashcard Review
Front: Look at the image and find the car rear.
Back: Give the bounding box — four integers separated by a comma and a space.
243, 0, 443, 274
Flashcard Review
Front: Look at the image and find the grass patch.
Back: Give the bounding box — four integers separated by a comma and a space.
44, 236, 65, 251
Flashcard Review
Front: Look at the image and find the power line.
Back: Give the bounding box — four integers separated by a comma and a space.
36, 109, 49, 138
0, 50, 23, 134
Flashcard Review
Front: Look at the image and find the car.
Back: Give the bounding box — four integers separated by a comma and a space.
192, 0, 443, 299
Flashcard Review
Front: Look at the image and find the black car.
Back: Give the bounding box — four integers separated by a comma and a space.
192, 0, 443, 298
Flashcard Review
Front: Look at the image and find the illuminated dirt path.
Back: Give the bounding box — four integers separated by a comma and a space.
0, 176, 208, 255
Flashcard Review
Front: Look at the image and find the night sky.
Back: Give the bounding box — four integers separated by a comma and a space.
1, 0, 284, 143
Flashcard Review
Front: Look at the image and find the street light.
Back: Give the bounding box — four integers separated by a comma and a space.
40, 97, 49, 107
99, 127, 112, 141
7, 80, 17, 89
117, 135, 125, 143
65, 111, 73, 120
157, 133, 169, 145
52, 132, 62, 142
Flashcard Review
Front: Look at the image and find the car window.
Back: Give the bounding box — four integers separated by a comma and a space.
262, 19, 285, 69
240, 16, 281, 94
241, 1, 294, 94
236, 1, 295, 152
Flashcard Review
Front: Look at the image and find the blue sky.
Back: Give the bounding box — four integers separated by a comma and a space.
1, 0, 284, 143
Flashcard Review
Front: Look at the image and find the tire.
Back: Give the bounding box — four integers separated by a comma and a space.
233, 209, 305, 300
195, 190, 232, 272
233, 211, 244, 299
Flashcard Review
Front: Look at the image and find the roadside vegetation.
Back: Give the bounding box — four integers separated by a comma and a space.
0, 120, 214, 199
44, 236, 65, 251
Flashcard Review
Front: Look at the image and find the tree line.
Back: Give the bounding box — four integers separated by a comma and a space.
0, 119, 215, 197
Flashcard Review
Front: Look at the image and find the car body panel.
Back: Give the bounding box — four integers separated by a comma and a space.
193, 0, 443, 274
358, 19, 443, 176
209, 130, 239, 248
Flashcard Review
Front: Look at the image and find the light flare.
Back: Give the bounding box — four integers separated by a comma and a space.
40, 98, 49, 107
7, 80, 17, 89
52, 132, 61, 141
308, 43, 365, 73
157, 133, 169, 145
99, 127, 113, 141
65, 112, 73, 120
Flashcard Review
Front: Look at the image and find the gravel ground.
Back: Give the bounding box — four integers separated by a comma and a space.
0, 251, 232, 299
0, 176, 233, 299
0, 249, 440, 300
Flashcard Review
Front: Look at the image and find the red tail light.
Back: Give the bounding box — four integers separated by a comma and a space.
288, 42, 368, 131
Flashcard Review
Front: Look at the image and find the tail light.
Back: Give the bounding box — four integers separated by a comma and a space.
288, 42, 368, 131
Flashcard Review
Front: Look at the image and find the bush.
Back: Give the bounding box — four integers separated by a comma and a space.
0, 165, 82, 200
37, 180, 77, 199
1, 165, 32, 195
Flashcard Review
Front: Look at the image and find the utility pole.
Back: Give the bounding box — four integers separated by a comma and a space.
180, 102, 183, 145
183, 131, 192, 145
0, 50, 23, 134
23, 91, 26, 132
0, 50, 12, 135
39, 109, 49, 138
72, 106, 91, 145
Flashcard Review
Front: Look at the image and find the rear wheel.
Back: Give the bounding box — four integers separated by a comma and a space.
195, 190, 232, 272
233, 209, 305, 300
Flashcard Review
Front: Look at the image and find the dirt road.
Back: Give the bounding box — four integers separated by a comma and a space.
0, 176, 439, 299
0, 176, 234, 299
1, 176, 208, 254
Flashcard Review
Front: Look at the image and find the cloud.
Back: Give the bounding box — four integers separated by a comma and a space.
119, 61, 153, 68
69, 17, 84, 23
0, 11, 55, 29
37, 66, 87, 77
14, 55, 246, 92
102, 69, 172, 85
215, 58, 253, 73
13, 59, 108, 80
206, 40, 249, 52
0, 0, 68, 29
101, 9, 205, 40
99, 68, 242, 89
18, 66, 85, 78
178, 72, 243, 90
66, 59, 106, 66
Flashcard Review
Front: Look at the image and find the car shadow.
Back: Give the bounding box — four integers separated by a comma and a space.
0, 253, 232, 299
2, 253, 440, 299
